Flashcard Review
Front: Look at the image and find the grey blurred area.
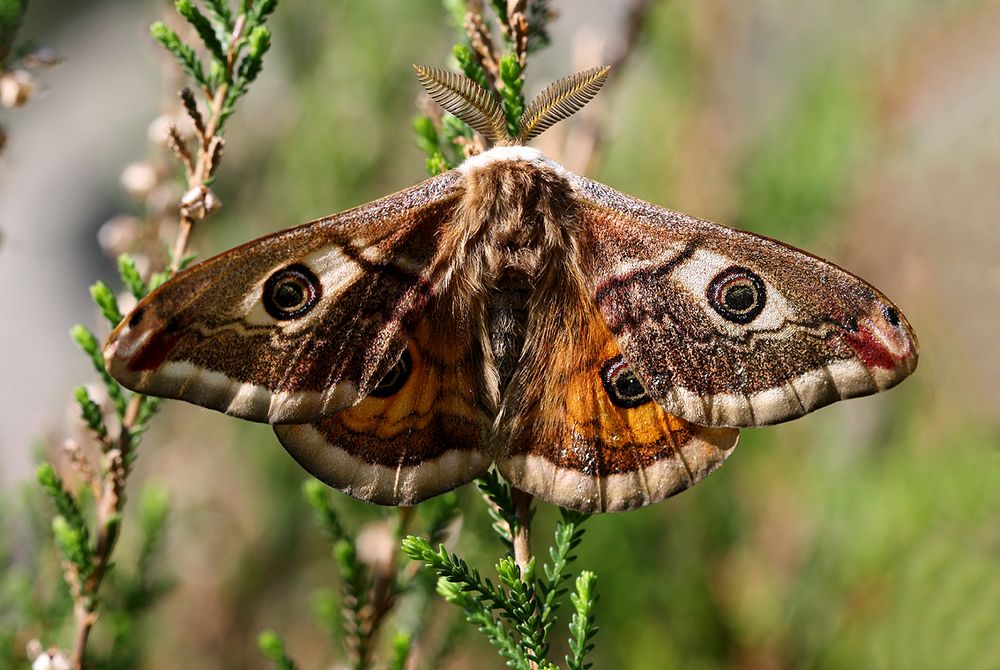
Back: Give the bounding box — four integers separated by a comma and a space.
0, 0, 159, 483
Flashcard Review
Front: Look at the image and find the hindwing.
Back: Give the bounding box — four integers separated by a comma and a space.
275, 304, 490, 506
495, 265, 739, 513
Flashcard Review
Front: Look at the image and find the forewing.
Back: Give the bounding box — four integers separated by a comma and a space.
275, 305, 490, 506
569, 174, 918, 427
105, 170, 465, 423
495, 271, 738, 513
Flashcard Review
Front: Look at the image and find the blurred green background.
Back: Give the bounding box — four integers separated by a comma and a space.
1, 1, 998, 668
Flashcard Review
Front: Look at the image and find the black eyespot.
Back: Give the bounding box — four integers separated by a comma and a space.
883, 305, 901, 327
600, 355, 652, 409
707, 266, 767, 324
370, 348, 413, 398
164, 316, 184, 335
128, 307, 145, 328
263, 264, 322, 320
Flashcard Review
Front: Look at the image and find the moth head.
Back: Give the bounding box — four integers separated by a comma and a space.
413, 64, 611, 146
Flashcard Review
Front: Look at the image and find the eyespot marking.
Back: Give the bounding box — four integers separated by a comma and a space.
883, 305, 901, 327
370, 348, 413, 398
707, 266, 767, 324
128, 307, 145, 329
164, 315, 184, 335
600, 354, 652, 408
263, 264, 322, 320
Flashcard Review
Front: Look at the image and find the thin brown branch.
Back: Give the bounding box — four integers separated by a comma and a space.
380, 511, 417, 659
561, 0, 655, 173
465, 11, 499, 84
66, 16, 249, 669
511, 488, 534, 575
68, 393, 140, 670
512, 489, 538, 670
171, 77, 228, 273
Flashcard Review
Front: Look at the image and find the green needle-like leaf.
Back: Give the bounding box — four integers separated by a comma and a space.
150, 22, 207, 89
38, 464, 93, 578
302, 479, 348, 542
74, 386, 108, 441
90, 280, 123, 328
258, 629, 298, 670
499, 53, 524, 138
175, 0, 226, 65
71, 324, 127, 418
567, 571, 599, 670
204, 0, 234, 32
117, 254, 148, 300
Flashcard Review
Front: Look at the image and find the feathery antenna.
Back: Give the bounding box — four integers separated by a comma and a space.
413, 64, 612, 145
413, 64, 507, 144
519, 66, 610, 142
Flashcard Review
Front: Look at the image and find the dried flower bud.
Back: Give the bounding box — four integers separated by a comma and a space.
64, 438, 99, 485
147, 183, 182, 218
0, 70, 35, 108
25, 639, 43, 661
63, 438, 82, 458
356, 521, 395, 570
120, 162, 159, 201
104, 448, 126, 484
148, 112, 196, 146
116, 289, 138, 317
23, 46, 62, 68
179, 185, 221, 221
98, 215, 141, 257
31, 649, 70, 670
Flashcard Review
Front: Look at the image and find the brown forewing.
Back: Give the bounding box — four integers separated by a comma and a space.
569, 173, 918, 427
105, 170, 467, 423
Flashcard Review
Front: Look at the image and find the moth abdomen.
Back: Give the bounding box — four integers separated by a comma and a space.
487, 278, 531, 396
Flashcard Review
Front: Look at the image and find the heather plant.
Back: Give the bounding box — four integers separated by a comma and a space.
27, 2, 279, 667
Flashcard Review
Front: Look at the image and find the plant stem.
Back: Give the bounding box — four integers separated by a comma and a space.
511, 488, 534, 575
171, 77, 228, 273
357, 508, 415, 669
68, 392, 141, 670
67, 37, 235, 665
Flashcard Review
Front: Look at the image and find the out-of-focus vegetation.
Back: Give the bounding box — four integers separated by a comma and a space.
2, 1, 998, 668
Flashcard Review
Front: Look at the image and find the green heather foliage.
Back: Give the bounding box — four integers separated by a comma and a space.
12, 2, 282, 667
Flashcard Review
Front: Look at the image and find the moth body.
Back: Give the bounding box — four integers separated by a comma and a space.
445, 147, 581, 413
104, 145, 917, 512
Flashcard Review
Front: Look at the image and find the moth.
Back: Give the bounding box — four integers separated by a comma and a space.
104, 66, 918, 513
